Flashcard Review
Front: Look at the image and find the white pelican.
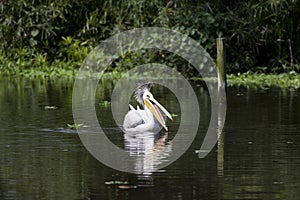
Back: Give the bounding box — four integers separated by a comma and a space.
123, 83, 173, 133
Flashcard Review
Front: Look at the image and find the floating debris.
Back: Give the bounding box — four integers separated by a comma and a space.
105, 180, 129, 185
194, 149, 210, 154
100, 101, 111, 107
104, 180, 138, 189
67, 123, 84, 129
44, 105, 58, 110
171, 113, 178, 117
118, 185, 138, 189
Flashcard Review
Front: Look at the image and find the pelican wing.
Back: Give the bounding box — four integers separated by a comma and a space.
123, 106, 148, 130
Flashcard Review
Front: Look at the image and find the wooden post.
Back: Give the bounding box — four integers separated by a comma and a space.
217, 130, 224, 176
216, 38, 226, 177
216, 38, 226, 90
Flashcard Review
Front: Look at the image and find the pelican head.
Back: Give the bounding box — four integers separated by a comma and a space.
134, 82, 153, 105
134, 83, 173, 131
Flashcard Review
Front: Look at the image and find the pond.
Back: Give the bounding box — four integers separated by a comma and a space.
0, 77, 300, 199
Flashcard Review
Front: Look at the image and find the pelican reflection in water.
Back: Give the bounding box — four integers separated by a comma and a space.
123, 83, 173, 133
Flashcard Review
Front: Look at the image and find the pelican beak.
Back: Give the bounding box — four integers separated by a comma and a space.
144, 97, 173, 131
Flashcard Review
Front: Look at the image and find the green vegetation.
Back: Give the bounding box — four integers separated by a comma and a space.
1, 0, 300, 87
227, 72, 300, 89
67, 123, 84, 129
0, 36, 91, 78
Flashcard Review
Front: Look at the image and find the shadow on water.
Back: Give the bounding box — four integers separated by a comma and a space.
0, 77, 300, 199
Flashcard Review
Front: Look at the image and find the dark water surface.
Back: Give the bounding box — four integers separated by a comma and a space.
0, 77, 300, 200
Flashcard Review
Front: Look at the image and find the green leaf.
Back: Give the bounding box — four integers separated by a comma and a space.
29, 38, 38, 46
31, 29, 39, 37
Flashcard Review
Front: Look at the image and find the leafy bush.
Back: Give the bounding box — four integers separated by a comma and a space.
0, 0, 299, 74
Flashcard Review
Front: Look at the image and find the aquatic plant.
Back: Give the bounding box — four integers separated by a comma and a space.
67, 123, 84, 130
227, 71, 300, 89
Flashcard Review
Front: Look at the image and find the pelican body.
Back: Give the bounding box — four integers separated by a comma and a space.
123, 83, 172, 133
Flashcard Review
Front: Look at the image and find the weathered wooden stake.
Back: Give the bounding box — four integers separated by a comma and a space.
216, 38, 226, 90
217, 130, 224, 177
216, 38, 226, 177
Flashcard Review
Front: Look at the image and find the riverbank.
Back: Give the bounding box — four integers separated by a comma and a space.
227, 72, 300, 89
1, 65, 299, 89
